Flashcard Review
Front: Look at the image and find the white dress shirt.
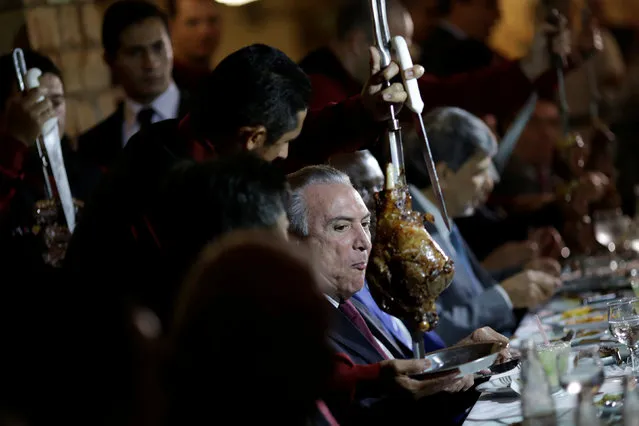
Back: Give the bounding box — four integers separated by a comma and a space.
122, 82, 181, 147
324, 295, 395, 360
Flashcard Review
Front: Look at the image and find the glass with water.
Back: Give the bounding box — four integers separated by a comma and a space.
609, 298, 639, 374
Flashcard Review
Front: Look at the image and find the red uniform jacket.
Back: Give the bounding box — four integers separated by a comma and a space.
299, 47, 560, 121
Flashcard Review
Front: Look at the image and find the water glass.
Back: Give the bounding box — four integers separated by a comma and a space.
608, 298, 639, 375
537, 341, 571, 391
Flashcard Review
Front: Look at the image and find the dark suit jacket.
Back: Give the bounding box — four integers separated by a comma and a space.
76, 92, 190, 171
326, 302, 478, 426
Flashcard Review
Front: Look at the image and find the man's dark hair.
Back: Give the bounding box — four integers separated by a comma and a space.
190, 44, 311, 150
158, 152, 290, 274
0, 50, 62, 113
102, 0, 169, 60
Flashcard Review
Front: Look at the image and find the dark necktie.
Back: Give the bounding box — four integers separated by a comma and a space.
339, 300, 389, 360
137, 107, 154, 133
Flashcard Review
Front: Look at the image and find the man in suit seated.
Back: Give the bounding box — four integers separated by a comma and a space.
78, 0, 190, 170
400, 107, 562, 343
329, 149, 551, 345
149, 154, 477, 424
286, 164, 516, 425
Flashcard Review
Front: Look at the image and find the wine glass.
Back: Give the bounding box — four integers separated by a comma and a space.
556, 346, 605, 396
608, 298, 639, 375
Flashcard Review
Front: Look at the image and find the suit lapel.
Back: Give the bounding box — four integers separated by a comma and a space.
327, 306, 385, 365
105, 103, 125, 159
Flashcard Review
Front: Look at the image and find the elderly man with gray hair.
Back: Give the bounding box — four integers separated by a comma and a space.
285, 163, 522, 424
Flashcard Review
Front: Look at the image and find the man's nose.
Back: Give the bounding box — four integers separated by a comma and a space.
142, 51, 160, 69
278, 143, 289, 160
353, 226, 372, 252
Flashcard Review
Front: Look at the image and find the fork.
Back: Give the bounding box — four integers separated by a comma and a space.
496, 376, 513, 386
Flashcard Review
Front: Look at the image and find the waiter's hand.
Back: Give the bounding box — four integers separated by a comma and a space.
520, 17, 571, 81
4, 87, 54, 147
362, 46, 424, 121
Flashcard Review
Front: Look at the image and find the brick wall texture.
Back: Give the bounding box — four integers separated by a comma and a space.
20, 0, 125, 142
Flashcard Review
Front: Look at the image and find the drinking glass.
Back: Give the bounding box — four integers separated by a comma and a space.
608, 298, 639, 375
556, 346, 605, 397
537, 341, 571, 392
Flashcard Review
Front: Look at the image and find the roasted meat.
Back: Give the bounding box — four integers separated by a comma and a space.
367, 164, 455, 332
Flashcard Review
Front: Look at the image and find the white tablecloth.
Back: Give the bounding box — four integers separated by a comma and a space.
463, 313, 626, 425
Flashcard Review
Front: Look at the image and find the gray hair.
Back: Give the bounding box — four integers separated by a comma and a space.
286, 165, 352, 237
405, 107, 497, 188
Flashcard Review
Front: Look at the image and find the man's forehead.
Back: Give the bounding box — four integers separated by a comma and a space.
305, 183, 367, 218
120, 18, 168, 46
176, 0, 219, 16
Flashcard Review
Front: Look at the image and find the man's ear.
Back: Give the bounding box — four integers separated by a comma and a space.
239, 125, 268, 152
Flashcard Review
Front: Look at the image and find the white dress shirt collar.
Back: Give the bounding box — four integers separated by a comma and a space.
122, 81, 180, 146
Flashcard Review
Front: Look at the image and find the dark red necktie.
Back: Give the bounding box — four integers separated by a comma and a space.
339, 300, 389, 360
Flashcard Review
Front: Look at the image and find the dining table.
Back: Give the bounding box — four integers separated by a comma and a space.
462, 256, 639, 425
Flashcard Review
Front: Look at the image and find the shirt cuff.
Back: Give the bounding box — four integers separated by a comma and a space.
494, 285, 514, 310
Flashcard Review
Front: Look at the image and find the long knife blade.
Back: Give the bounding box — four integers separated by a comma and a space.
416, 114, 451, 231
493, 93, 538, 174
41, 122, 76, 232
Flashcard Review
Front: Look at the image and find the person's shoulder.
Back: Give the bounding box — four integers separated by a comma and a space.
77, 105, 123, 144
125, 119, 181, 152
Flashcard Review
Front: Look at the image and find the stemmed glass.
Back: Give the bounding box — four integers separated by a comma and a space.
608, 298, 639, 375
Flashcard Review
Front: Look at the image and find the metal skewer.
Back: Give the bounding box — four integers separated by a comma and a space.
369, 0, 451, 360
368, 0, 451, 231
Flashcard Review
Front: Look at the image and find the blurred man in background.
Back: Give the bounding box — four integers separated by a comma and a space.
168, 0, 222, 93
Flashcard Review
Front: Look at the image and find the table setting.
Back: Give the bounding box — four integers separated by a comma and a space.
462, 234, 639, 425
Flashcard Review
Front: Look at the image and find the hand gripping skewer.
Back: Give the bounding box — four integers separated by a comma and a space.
368, 0, 451, 232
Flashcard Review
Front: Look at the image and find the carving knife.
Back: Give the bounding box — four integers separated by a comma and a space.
392, 36, 452, 231
25, 68, 76, 232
